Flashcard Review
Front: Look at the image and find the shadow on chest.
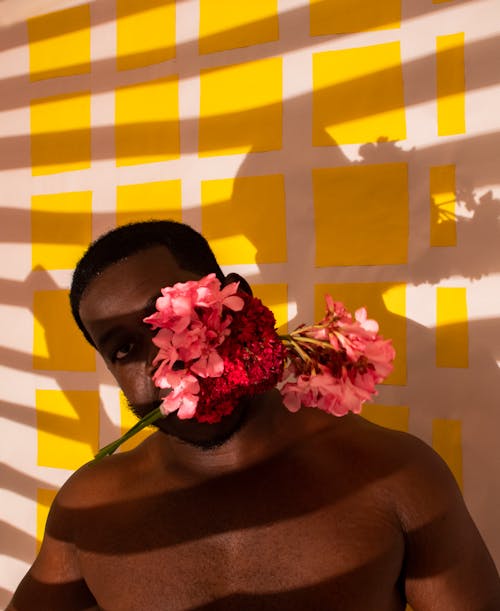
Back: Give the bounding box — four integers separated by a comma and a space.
74, 447, 404, 610
75, 445, 383, 554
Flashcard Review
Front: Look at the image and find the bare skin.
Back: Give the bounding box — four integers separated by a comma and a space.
9, 246, 500, 610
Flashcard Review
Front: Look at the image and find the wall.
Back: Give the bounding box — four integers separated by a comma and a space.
1, 0, 499, 603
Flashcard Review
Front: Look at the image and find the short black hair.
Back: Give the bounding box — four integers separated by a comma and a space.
70, 220, 224, 346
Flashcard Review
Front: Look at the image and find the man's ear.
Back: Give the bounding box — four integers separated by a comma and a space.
224, 273, 252, 296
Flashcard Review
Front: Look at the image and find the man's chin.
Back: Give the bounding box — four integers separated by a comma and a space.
128, 399, 163, 421
127, 399, 249, 450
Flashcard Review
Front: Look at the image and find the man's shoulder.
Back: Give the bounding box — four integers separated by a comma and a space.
340, 415, 464, 528
42, 435, 160, 545
55, 433, 159, 510
331, 412, 438, 466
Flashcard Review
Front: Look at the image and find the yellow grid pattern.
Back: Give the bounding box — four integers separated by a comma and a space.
16, 0, 488, 588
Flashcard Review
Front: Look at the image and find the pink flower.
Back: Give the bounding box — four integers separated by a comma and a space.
194, 273, 245, 313
159, 370, 200, 419
280, 372, 312, 412
354, 307, 379, 334
171, 322, 205, 362
190, 349, 224, 378
281, 367, 351, 417
363, 339, 395, 380
152, 328, 178, 368
280, 294, 395, 417
196, 275, 245, 311
144, 274, 270, 421
146, 283, 197, 333
144, 274, 243, 332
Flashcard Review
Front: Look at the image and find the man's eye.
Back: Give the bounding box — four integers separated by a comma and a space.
113, 342, 135, 361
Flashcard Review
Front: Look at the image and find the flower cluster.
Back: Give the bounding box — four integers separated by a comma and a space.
144, 274, 285, 424
94, 274, 395, 459
280, 296, 395, 416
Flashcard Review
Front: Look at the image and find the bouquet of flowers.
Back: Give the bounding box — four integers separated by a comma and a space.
94, 274, 395, 459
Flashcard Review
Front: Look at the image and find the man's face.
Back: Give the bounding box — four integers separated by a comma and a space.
79, 245, 201, 421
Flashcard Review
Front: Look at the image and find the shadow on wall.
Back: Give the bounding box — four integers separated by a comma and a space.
0, 0, 484, 83
1, 33, 499, 169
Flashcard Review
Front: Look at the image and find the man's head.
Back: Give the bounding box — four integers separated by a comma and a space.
70, 220, 251, 445
70, 220, 225, 347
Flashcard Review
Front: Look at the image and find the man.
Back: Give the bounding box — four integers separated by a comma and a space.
9, 221, 500, 610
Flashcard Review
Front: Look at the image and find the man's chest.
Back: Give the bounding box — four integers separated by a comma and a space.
75, 484, 405, 610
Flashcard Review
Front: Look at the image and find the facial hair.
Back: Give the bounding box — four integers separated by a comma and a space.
126, 397, 250, 450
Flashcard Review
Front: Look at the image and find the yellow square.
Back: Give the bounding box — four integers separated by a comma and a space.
117, 180, 182, 225
116, 0, 176, 70
201, 174, 287, 264
436, 287, 468, 368
28, 5, 90, 81
313, 43, 406, 145
199, 0, 278, 54
310, 0, 400, 35
199, 57, 282, 156
436, 33, 465, 136
361, 404, 409, 432
115, 77, 180, 166
33, 290, 96, 371
119, 391, 154, 452
36, 389, 100, 469
31, 92, 91, 176
250, 284, 288, 334
315, 282, 406, 385
313, 163, 408, 266
430, 165, 457, 247
31, 191, 92, 271
36, 488, 58, 552
433, 418, 463, 489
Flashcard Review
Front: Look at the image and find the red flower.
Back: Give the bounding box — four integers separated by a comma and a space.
190, 294, 286, 423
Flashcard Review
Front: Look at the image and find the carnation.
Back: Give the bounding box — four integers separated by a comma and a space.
183, 294, 286, 423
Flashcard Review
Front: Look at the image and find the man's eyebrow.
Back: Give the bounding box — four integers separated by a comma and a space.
95, 294, 161, 350
96, 325, 124, 351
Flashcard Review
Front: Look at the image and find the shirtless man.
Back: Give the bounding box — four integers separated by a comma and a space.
8, 221, 500, 610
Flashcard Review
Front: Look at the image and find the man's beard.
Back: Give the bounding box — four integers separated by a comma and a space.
127, 397, 249, 450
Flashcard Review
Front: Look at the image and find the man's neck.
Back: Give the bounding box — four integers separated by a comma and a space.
148, 391, 334, 481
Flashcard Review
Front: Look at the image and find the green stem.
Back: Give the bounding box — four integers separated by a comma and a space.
93, 407, 164, 461
281, 333, 335, 354
289, 324, 319, 335
283, 336, 311, 364
290, 336, 330, 349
